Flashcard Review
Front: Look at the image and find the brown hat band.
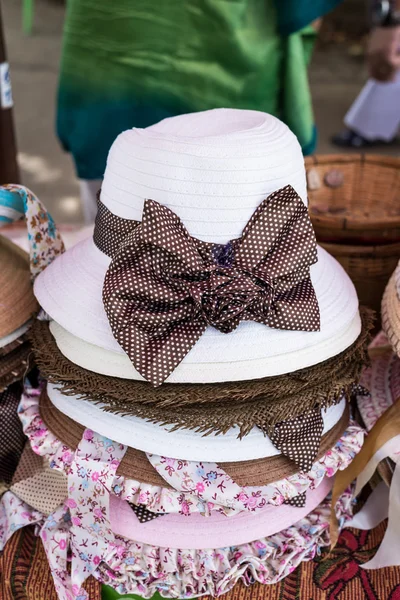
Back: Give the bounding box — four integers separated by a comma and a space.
39, 388, 349, 488
30, 307, 372, 436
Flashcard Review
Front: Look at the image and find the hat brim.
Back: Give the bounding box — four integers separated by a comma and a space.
0, 236, 38, 338
357, 334, 400, 434
0, 321, 31, 350
95, 488, 353, 597
47, 382, 346, 462
0, 342, 31, 392
40, 385, 349, 484
34, 238, 360, 383
110, 477, 332, 550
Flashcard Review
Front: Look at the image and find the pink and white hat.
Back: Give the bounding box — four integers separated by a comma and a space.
110, 477, 332, 550
357, 331, 400, 435
34, 109, 360, 384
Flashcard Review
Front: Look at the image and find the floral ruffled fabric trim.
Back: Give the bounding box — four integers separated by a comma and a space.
357, 331, 400, 432
0, 185, 65, 280
0, 486, 354, 600
0, 490, 43, 546
96, 489, 354, 598
19, 385, 365, 517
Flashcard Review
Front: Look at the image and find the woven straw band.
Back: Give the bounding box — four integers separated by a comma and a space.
39, 388, 349, 488
0, 342, 32, 393
30, 308, 372, 435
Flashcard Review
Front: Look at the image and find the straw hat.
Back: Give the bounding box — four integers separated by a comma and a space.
34, 109, 360, 384
0, 322, 30, 350
357, 332, 400, 435
39, 387, 349, 486
48, 313, 362, 384
0, 236, 38, 339
46, 382, 347, 462
382, 261, 400, 357
0, 342, 31, 392
356, 332, 400, 485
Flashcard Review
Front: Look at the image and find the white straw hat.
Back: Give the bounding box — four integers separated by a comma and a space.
47, 382, 346, 462
35, 109, 360, 384
49, 309, 361, 383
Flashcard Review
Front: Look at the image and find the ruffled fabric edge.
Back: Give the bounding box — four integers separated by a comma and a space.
0, 486, 354, 600
18, 385, 365, 516
96, 489, 354, 598
358, 331, 399, 432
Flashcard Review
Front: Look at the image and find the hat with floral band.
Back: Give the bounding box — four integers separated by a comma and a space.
382, 260, 400, 358
0, 184, 64, 342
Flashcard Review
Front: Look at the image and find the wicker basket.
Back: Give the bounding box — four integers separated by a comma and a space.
305, 154, 400, 244
320, 240, 400, 323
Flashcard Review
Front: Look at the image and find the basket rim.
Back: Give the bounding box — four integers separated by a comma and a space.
306, 153, 400, 232
320, 240, 400, 257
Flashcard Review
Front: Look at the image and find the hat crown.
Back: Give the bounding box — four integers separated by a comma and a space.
100, 109, 307, 243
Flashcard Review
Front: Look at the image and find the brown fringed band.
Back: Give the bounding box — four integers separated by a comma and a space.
30, 307, 373, 435
39, 388, 349, 488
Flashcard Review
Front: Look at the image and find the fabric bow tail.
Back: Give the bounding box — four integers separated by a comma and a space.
330, 396, 400, 568
67, 429, 127, 593
0, 184, 65, 280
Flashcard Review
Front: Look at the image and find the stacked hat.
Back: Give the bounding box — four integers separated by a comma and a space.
332, 260, 400, 570
0, 186, 65, 526
0, 183, 60, 485
1, 111, 370, 600
0, 234, 37, 485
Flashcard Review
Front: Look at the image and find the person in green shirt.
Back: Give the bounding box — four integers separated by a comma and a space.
57, 0, 342, 221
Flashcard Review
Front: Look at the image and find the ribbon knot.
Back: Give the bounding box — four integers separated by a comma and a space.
189, 267, 274, 333
212, 242, 235, 268
103, 185, 320, 386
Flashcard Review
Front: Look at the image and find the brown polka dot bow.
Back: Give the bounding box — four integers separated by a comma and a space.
103, 185, 320, 386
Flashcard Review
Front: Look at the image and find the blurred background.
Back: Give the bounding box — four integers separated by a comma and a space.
1, 0, 399, 224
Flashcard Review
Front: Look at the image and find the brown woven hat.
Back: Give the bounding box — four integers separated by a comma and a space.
0, 236, 38, 339
0, 333, 27, 358
30, 309, 372, 435
39, 388, 349, 488
382, 263, 400, 357
0, 342, 32, 392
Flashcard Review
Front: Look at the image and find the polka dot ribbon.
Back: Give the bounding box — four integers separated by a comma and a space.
284, 491, 307, 508
128, 503, 164, 523
103, 185, 320, 386
270, 408, 324, 472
